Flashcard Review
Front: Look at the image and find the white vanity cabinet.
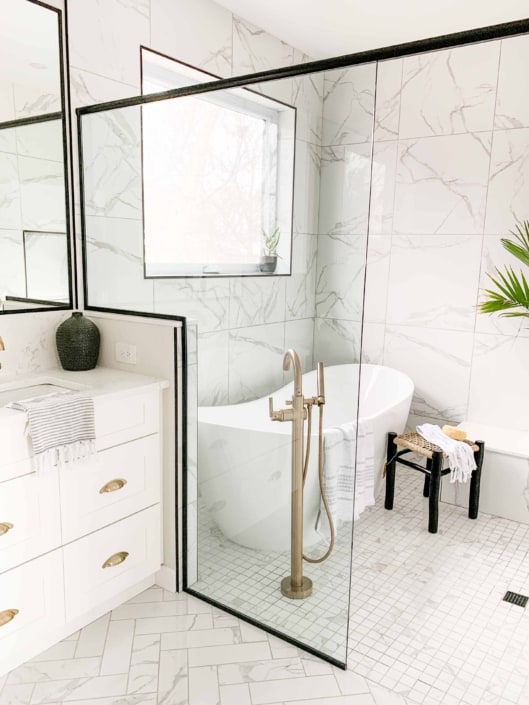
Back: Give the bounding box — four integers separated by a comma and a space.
0, 368, 167, 677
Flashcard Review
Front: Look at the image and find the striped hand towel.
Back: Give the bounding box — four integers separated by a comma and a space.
8, 391, 96, 472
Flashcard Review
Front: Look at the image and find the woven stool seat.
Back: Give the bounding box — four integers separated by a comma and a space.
385, 430, 485, 534
394, 432, 479, 459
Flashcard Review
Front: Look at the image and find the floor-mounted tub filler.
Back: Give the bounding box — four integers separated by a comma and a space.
198, 359, 414, 593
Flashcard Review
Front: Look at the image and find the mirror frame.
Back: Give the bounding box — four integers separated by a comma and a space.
0, 0, 75, 315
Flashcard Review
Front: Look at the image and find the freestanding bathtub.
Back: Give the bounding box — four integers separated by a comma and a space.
198, 364, 414, 551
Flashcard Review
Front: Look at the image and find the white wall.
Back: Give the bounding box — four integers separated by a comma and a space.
363, 35, 529, 433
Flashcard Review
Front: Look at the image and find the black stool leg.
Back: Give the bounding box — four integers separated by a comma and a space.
469, 440, 485, 520
385, 432, 397, 511
428, 451, 442, 533
423, 458, 432, 497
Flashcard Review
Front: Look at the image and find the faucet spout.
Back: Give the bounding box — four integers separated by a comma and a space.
283, 349, 302, 397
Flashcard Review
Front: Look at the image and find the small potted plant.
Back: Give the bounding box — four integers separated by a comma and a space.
479, 220, 529, 319
259, 227, 280, 273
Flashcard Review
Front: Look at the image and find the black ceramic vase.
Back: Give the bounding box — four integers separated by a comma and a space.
56, 312, 100, 371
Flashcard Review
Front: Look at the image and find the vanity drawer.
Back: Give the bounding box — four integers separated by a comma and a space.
0, 470, 61, 573
60, 435, 161, 543
95, 388, 160, 450
0, 550, 64, 673
63, 504, 161, 621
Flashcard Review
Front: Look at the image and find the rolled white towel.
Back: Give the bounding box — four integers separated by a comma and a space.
416, 423, 476, 483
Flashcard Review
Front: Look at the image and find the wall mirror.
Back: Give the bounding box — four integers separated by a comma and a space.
0, 0, 72, 313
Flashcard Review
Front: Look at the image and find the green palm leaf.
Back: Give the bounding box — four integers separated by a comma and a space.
479, 266, 529, 317
501, 221, 529, 268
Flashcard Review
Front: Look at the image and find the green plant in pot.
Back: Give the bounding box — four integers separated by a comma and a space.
259, 227, 280, 273
480, 220, 529, 320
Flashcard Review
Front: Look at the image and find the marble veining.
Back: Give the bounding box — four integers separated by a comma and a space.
322, 65, 376, 147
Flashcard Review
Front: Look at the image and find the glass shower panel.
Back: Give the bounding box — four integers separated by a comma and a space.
79, 63, 376, 667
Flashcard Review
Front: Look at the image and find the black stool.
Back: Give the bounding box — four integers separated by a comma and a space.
385, 431, 485, 534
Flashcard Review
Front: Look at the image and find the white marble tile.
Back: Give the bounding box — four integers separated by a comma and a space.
368, 681, 408, 704
383, 325, 474, 421
197, 330, 229, 406
284, 318, 314, 378
111, 601, 187, 621
158, 649, 188, 705
31, 674, 128, 703
0, 126, 17, 154
218, 658, 304, 685
386, 234, 482, 331
369, 141, 398, 236
229, 277, 286, 327
18, 155, 66, 231
495, 34, 529, 129
468, 333, 529, 430
313, 318, 361, 366
315, 234, 367, 321
161, 628, 239, 651
292, 71, 324, 145
374, 59, 402, 142
360, 323, 385, 365
0, 310, 63, 378
219, 682, 252, 705
249, 674, 341, 704
85, 216, 154, 312
151, 0, 232, 78
293, 140, 321, 236
393, 132, 491, 235
0, 228, 25, 297
485, 128, 529, 234
29, 641, 76, 663
232, 16, 294, 76
0, 683, 34, 705
399, 42, 500, 138
154, 279, 230, 332
286, 233, 317, 321
14, 83, 61, 121
126, 587, 164, 604
0, 80, 16, 123
228, 323, 285, 403
15, 121, 63, 162
0, 151, 21, 229
68, 0, 149, 88
7, 658, 100, 685
81, 108, 142, 219
322, 65, 376, 147
100, 620, 135, 676
188, 642, 272, 668
188, 665, 219, 705
70, 68, 137, 109
135, 613, 213, 635
319, 143, 373, 236
363, 235, 391, 324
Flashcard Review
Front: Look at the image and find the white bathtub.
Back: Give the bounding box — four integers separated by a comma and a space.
198, 364, 413, 551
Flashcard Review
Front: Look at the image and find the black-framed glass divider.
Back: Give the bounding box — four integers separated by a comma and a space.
0, 0, 73, 314
78, 18, 529, 668
78, 65, 374, 666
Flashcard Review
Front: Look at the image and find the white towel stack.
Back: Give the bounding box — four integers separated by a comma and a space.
8, 391, 96, 472
416, 423, 476, 483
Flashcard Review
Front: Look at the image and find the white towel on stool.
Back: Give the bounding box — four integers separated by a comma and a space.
7, 391, 96, 472
416, 423, 476, 483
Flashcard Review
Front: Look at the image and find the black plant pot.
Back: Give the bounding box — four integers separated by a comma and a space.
259, 255, 278, 273
56, 312, 100, 371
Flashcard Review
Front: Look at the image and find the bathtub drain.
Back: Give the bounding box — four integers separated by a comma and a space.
503, 591, 528, 607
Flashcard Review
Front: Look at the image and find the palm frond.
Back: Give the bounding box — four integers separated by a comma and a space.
479, 266, 529, 318
501, 220, 529, 268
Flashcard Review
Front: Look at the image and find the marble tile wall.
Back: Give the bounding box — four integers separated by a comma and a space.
69, 0, 321, 406
313, 65, 375, 365
365, 36, 529, 432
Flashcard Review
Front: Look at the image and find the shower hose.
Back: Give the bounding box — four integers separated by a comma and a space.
302, 401, 335, 563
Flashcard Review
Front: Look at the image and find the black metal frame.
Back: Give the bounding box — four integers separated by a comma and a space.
74, 15, 529, 669
0, 0, 75, 316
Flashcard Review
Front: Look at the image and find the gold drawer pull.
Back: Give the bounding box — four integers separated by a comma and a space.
0, 609, 19, 627
99, 478, 127, 494
0, 523, 13, 536
102, 551, 129, 569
